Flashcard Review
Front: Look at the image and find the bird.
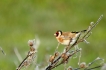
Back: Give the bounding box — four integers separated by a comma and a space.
54, 30, 86, 46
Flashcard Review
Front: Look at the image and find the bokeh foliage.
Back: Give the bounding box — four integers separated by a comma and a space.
0, 0, 106, 70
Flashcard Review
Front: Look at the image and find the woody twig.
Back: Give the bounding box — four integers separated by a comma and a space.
16, 39, 38, 70
67, 57, 104, 70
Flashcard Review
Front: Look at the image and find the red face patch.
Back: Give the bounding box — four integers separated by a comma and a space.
55, 31, 59, 37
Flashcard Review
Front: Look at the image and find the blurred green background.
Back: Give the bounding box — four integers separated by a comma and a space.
0, 0, 106, 70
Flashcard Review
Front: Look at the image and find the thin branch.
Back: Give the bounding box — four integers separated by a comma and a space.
16, 39, 37, 70
86, 65, 102, 70
82, 15, 103, 40
51, 49, 81, 69
16, 52, 35, 70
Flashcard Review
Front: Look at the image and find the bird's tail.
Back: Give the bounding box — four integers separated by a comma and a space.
81, 30, 87, 33
71, 30, 86, 34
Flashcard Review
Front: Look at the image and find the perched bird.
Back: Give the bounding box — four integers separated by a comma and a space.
54, 30, 86, 46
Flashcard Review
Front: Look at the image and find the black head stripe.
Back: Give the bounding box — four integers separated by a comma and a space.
57, 30, 62, 35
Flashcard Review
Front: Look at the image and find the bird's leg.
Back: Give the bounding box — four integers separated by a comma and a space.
55, 43, 60, 52
65, 38, 72, 51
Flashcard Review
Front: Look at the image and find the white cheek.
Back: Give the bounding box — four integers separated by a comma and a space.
59, 33, 62, 37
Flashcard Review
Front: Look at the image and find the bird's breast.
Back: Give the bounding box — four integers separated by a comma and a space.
57, 37, 70, 45
62, 40, 70, 45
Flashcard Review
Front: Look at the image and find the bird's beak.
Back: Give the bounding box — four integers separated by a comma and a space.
54, 34, 56, 36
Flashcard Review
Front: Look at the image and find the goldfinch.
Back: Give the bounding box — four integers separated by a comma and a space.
54, 30, 86, 45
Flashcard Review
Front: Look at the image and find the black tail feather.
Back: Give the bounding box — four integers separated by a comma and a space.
81, 30, 86, 32
71, 30, 86, 33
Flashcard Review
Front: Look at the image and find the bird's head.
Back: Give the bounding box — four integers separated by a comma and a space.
54, 30, 62, 37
